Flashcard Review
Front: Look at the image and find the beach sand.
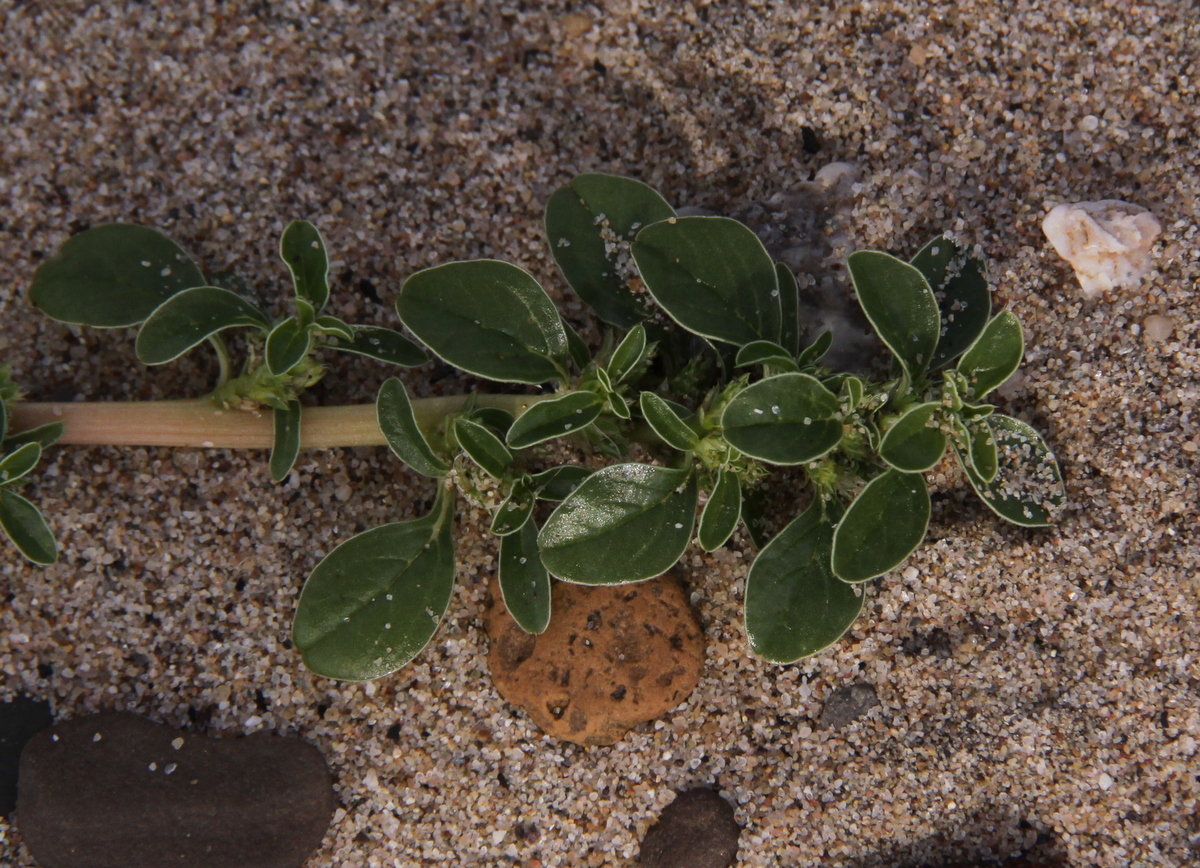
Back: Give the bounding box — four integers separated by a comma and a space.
0, 1, 1197, 865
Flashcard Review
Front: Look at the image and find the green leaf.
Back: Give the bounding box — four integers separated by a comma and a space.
910, 235, 992, 369
607, 391, 631, 420
633, 216, 782, 346
506, 392, 603, 450
376, 378, 449, 477
959, 418, 998, 483
847, 250, 940, 381
838, 376, 864, 411
796, 329, 833, 367
499, 519, 551, 634
293, 485, 456, 680
0, 489, 57, 565
270, 400, 302, 483
29, 224, 207, 327
328, 325, 427, 367
639, 392, 699, 451
470, 406, 514, 435
745, 498, 861, 662
721, 373, 842, 465
734, 340, 799, 372
879, 402, 947, 473
0, 442, 42, 485
531, 465, 591, 501
314, 315, 356, 342
562, 320, 592, 370
490, 478, 535, 536
454, 417, 513, 478
957, 311, 1024, 400
538, 464, 698, 585
958, 414, 1065, 527
2, 421, 65, 451
266, 316, 312, 375
832, 469, 930, 583
776, 262, 802, 357
544, 172, 676, 328
135, 287, 270, 365
398, 260, 569, 384
606, 323, 648, 385
697, 468, 741, 552
280, 220, 330, 311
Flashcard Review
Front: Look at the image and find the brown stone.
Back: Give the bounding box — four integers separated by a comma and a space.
485, 572, 704, 746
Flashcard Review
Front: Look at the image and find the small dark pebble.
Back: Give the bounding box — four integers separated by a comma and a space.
639, 787, 740, 868
820, 682, 880, 730
0, 695, 53, 817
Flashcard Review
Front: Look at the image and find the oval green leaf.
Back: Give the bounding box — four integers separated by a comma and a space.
269, 400, 302, 483
376, 378, 449, 477
957, 311, 1024, 400
910, 235, 992, 369
0, 442, 42, 485
490, 478, 535, 537
633, 216, 782, 347
776, 262, 802, 357
266, 316, 312, 375
2, 421, 65, 451
498, 519, 551, 634
735, 340, 799, 372
280, 220, 330, 311
29, 224, 207, 327
832, 469, 930, 583
135, 287, 270, 365
538, 464, 698, 585
314, 315, 356, 342
531, 465, 591, 501
544, 172, 676, 328
698, 468, 741, 552
398, 260, 569, 384
879, 402, 948, 473
0, 489, 57, 565
847, 250, 940, 380
959, 417, 999, 483
607, 323, 648, 385
745, 498, 862, 663
957, 414, 1065, 527
797, 329, 834, 367
454, 417, 513, 479
506, 391, 603, 450
328, 325, 427, 367
293, 486, 456, 680
563, 320, 592, 371
639, 392, 699, 452
721, 373, 842, 465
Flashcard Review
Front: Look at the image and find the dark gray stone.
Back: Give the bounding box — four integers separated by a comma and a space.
639, 787, 740, 868
819, 682, 880, 730
0, 695, 53, 817
17, 712, 334, 868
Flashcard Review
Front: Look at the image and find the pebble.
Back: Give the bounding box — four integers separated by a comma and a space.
17, 713, 334, 868
485, 573, 704, 746
819, 682, 881, 730
638, 788, 740, 868
0, 695, 52, 817
1141, 314, 1176, 343
1041, 200, 1162, 299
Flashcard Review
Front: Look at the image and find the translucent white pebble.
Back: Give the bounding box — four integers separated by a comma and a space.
1142, 314, 1175, 343
1042, 200, 1161, 299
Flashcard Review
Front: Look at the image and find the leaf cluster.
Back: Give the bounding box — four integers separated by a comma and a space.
0, 365, 63, 563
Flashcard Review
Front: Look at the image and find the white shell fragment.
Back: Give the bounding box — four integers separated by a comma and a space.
1042, 200, 1161, 299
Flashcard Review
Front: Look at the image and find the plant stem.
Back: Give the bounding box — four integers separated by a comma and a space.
207, 334, 234, 390
10, 394, 549, 450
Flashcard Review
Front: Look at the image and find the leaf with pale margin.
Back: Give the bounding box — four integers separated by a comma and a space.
776, 262, 802, 357
539, 464, 697, 585
879, 402, 947, 473
745, 498, 861, 662
314, 316, 356, 342
847, 250, 940, 381
563, 320, 592, 370
698, 468, 741, 552
328, 325, 427, 367
135, 287, 270, 365
639, 392, 699, 451
470, 407, 514, 435
832, 469, 930, 583
0, 442, 42, 486
633, 216, 782, 347
399, 260, 569, 384
270, 400, 302, 483
735, 340, 799, 372
491, 478, 535, 536
2, 421, 64, 451
30, 224, 207, 327
957, 414, 1064, 527
0, 489, 56, 565
506, 392, 603, 450
376, 378, 449, 477
292, 486, 455, 680
607, 323, 648, 385
454, 417, 513, 478
544, 173, 676, 328
280, 220, 330, 311
721, 373, 841, 465
957, 311, 1023, 400
959, 418, 998, 483
266, 316, 312, 375
499, 520, 551, 634
910, 235, 992, 369
531, 465, 591, 501
797, 330, 833, 367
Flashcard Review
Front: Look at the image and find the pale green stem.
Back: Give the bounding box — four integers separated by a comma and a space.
207, 334, 234, 389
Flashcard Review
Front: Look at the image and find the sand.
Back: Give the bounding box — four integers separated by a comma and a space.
1, 1, 1198, 865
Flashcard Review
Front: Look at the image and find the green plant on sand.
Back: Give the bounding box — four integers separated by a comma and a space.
8, 173, 1065, 681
